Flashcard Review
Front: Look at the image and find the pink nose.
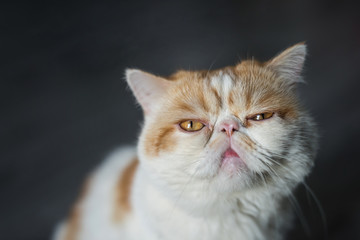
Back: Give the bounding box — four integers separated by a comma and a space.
218, 119, 239, 136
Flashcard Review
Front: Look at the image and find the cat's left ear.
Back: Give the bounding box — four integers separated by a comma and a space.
126, 69, 171, 115
266, 43, 307, 84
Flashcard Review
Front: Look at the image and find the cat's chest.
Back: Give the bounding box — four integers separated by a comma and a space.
146, 210, 267, 240
132, 171, 278, 240
135, 198, 270, 240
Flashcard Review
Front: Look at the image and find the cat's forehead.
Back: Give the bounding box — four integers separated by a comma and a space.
170, 62, 276, 91
166, 62, 288, 117
208, 70, 235, 94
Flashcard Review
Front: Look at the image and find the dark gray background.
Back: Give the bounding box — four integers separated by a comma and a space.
1, 0, 360, 239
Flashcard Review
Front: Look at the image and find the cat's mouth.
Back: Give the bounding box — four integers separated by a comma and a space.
220, 148, 247, 175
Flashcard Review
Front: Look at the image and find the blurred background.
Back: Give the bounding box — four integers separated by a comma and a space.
1, 0, 360, 239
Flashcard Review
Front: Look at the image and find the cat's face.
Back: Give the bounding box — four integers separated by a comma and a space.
127, 44, 317, 196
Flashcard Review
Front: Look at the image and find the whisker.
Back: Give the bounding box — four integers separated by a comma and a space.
167, 159, 201, 220
260, 160, 311, 236
205, 58, 217, 79
302, 181, 328, 239
257, 149, 326, 238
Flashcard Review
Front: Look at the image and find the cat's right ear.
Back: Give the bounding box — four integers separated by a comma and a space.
266, 43, 307, 84
125, 69, 171, 115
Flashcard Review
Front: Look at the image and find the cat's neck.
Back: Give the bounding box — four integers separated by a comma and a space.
134, 165, 285, 217
132, 167, 291, 240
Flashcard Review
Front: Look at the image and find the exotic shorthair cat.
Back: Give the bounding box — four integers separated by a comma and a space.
54, 43, 318, 240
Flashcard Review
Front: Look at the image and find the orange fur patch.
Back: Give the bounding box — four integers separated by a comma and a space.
199, 90, 210, 112
233, 62, 299, 121
173, 100, 198, 114
145, 126, 176, 156
113, 157, 139, 222
211, 86, 223, 110
227, 89, 235, 108
64, 177, 92, 240
241, 134, 256, 151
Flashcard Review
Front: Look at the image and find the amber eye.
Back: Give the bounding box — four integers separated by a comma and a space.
179, 120, 205, 132
250, 112, 274, 121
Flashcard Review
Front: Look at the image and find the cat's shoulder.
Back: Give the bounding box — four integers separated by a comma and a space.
53, 146, 139, 240
95, 146, 138, 179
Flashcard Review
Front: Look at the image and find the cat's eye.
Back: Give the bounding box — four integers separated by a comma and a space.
179, 120, 205, 132
250, 112, 274, 121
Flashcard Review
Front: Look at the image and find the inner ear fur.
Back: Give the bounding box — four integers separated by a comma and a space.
126, 69, 171, 115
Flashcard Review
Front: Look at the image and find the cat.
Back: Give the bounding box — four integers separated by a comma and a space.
53, 43, 318, 240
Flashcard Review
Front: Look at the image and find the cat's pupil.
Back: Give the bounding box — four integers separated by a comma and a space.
188, 121, 193, 129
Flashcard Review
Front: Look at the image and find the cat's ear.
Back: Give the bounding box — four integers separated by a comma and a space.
126, 69, 171, 115
266, 43, 307, 83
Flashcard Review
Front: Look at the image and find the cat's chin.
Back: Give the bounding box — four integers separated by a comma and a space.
219, 148, 247, 176
220, 156, 247, 175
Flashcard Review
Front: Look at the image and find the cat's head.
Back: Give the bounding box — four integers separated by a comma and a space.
126, 43, 317, 197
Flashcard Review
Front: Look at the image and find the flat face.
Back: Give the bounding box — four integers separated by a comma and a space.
140, 60, 313, 194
